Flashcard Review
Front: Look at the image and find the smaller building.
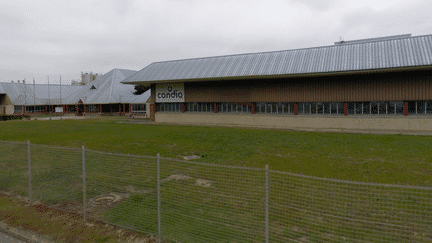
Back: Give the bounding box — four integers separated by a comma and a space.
0, 68, 151, 117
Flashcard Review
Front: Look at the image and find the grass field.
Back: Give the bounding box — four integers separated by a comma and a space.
1, 117, 432, 242
0, 116, 431, 186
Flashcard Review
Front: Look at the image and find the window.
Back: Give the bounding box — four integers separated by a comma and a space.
427, 101, 432, 114
157, 103, 182, 112
88, 105, 99, 113
323, 103, 331, 114
132, 104, 146, 114
417, 101, 426, 115
370, 102, 379, 114
25, 105, 46, 113
395, 101, 404, 115
387, 102, 395, 114
297, 103, 304, 114
309, 102, 315, 114
304, 102, 311, 114
347, 102, 355, 115
14, 106, 22, 113
354, 102, 362, 115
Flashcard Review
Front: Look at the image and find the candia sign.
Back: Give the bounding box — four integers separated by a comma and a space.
156, 83, 184, 102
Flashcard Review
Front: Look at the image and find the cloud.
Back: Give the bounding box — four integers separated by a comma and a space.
335, 0, 432, 41
0, 0, 431, 84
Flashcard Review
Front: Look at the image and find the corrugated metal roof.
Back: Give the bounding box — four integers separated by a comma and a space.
0, 68, 150, 105
122, 34, 432, 84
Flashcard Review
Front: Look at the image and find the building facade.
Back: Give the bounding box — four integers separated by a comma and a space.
121, 34, 432, 132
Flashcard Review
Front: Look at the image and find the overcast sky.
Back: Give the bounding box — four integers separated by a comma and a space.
1, 0, 431, 84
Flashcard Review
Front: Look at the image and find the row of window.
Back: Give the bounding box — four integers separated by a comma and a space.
156, 101, 432, 115
157, 103, 252, 113
132, 104, 146, 114
87, 105, 100, 113
23, 105, 48, 113
15, 101, 432, 115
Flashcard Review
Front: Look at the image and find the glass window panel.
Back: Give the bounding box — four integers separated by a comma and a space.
289, 103, 294, 113
395, 101, 404, 114
347, 102, 355, 115
309, 102, 316, 114
303, 102, 310, 114
316, 103, 322, 114
363, 102, 370, 114
387, 102, 394, 114
329, 102, 337, 114
298, 103, 304, 114
275, 103, 281, 114
416, 101, 425, 114
354, 102, 362, 115
427, 101, 432, 114
371, 101, 378, 114
256, 102, 264, 113
378, 102, 386, 114
324, 103, 330, 114
408, 101, 416, 114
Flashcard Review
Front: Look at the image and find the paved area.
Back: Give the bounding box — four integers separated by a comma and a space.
30, 116, 85, 120
0, 230, 28, 243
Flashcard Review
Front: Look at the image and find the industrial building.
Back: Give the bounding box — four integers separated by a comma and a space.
0, 68, 150, 117
121, 34, 432, 132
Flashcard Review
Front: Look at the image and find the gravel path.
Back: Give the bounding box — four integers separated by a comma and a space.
0, 230, 28, 243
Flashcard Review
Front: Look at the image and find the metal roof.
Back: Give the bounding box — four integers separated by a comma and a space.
0, 68, 151, 105
122, 34, 432, 84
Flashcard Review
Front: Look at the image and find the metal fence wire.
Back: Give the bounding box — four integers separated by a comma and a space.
0, 139, 431, 242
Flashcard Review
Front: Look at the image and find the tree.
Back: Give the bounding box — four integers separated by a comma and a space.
133, 84, 150, 95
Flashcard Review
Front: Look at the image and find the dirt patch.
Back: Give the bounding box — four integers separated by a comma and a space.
162, 174, 212, 188
86, 192, 131, 220
195, 179, 212, 187
162, 174, 193, 182
0, 189, 164, 243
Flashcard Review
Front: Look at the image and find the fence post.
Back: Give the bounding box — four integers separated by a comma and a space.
27, 140, 32, 205
265, 164, 269, 243
82, 146, 86, 223
157, 153, 161, 243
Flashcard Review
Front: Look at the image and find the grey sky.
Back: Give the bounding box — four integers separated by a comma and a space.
0, 0, 430, 84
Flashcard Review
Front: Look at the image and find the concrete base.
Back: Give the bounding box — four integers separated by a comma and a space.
155, 112, 432, 135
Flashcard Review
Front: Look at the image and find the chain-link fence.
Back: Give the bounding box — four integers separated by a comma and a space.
1, 140, 431, 242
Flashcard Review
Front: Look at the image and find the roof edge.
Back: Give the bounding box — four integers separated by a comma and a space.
121, 65, 432, 85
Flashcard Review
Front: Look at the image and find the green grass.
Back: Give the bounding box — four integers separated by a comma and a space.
0, 116, 431, 186
1, 117, 432, 242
